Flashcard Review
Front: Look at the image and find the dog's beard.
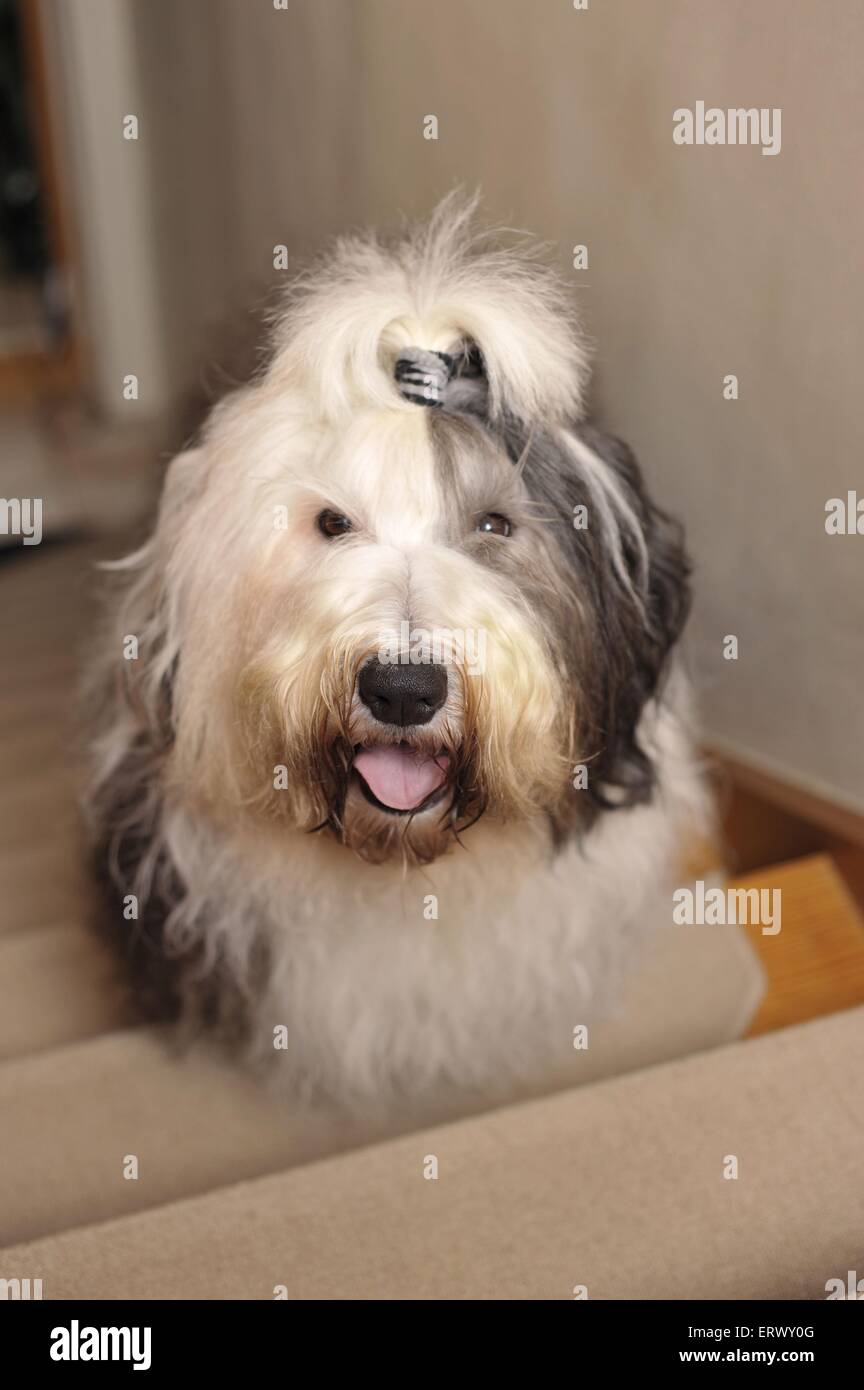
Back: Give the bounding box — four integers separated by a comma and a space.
231, 637, 581, 866
307, 666, 490, 866
233, 644, 483, 861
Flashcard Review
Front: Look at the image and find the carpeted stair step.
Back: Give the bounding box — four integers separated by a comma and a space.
1, 1007, 860, 1301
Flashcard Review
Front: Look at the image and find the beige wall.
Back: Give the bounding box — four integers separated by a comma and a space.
72, 0, 864, 808
43, 0, 173, 419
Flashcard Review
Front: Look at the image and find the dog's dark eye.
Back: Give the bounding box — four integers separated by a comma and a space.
475, 512, 512, 538
317, 509, 353, 539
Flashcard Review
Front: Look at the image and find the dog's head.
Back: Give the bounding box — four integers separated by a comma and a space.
115, 197, 689, 867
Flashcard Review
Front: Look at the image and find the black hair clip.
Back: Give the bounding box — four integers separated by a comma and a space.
393, 349, 454, 407
394, 343, 487, 414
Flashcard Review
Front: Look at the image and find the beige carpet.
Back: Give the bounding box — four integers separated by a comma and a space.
3, 1009, 861, 1300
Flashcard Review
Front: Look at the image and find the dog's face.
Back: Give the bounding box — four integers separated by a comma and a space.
121, 204, 690, 869
166, 393, 569, 865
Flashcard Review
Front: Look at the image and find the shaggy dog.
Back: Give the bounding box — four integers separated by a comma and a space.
90, 197, 708, 1110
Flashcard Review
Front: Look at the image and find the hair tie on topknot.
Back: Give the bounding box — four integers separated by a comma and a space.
394, 343, 488, 415
394, 348, 454, 407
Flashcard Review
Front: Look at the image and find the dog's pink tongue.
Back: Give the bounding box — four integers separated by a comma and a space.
354, 746, 448, 810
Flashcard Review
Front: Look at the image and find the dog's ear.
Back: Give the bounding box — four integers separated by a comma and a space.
505, 420, 691, 814
90, 446, 207, 790
572, 424, 691, 810
115, 447, 207, 745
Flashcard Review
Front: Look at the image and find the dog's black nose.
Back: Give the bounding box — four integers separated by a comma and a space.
358, 660, 448, 727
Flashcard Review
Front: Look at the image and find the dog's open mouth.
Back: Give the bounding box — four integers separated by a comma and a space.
352, 743, 450, 814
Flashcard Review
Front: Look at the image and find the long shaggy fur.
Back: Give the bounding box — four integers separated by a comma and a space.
89, 194, 708, 1110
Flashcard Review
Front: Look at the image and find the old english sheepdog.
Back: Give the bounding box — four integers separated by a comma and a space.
90, 197, 708, 1109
